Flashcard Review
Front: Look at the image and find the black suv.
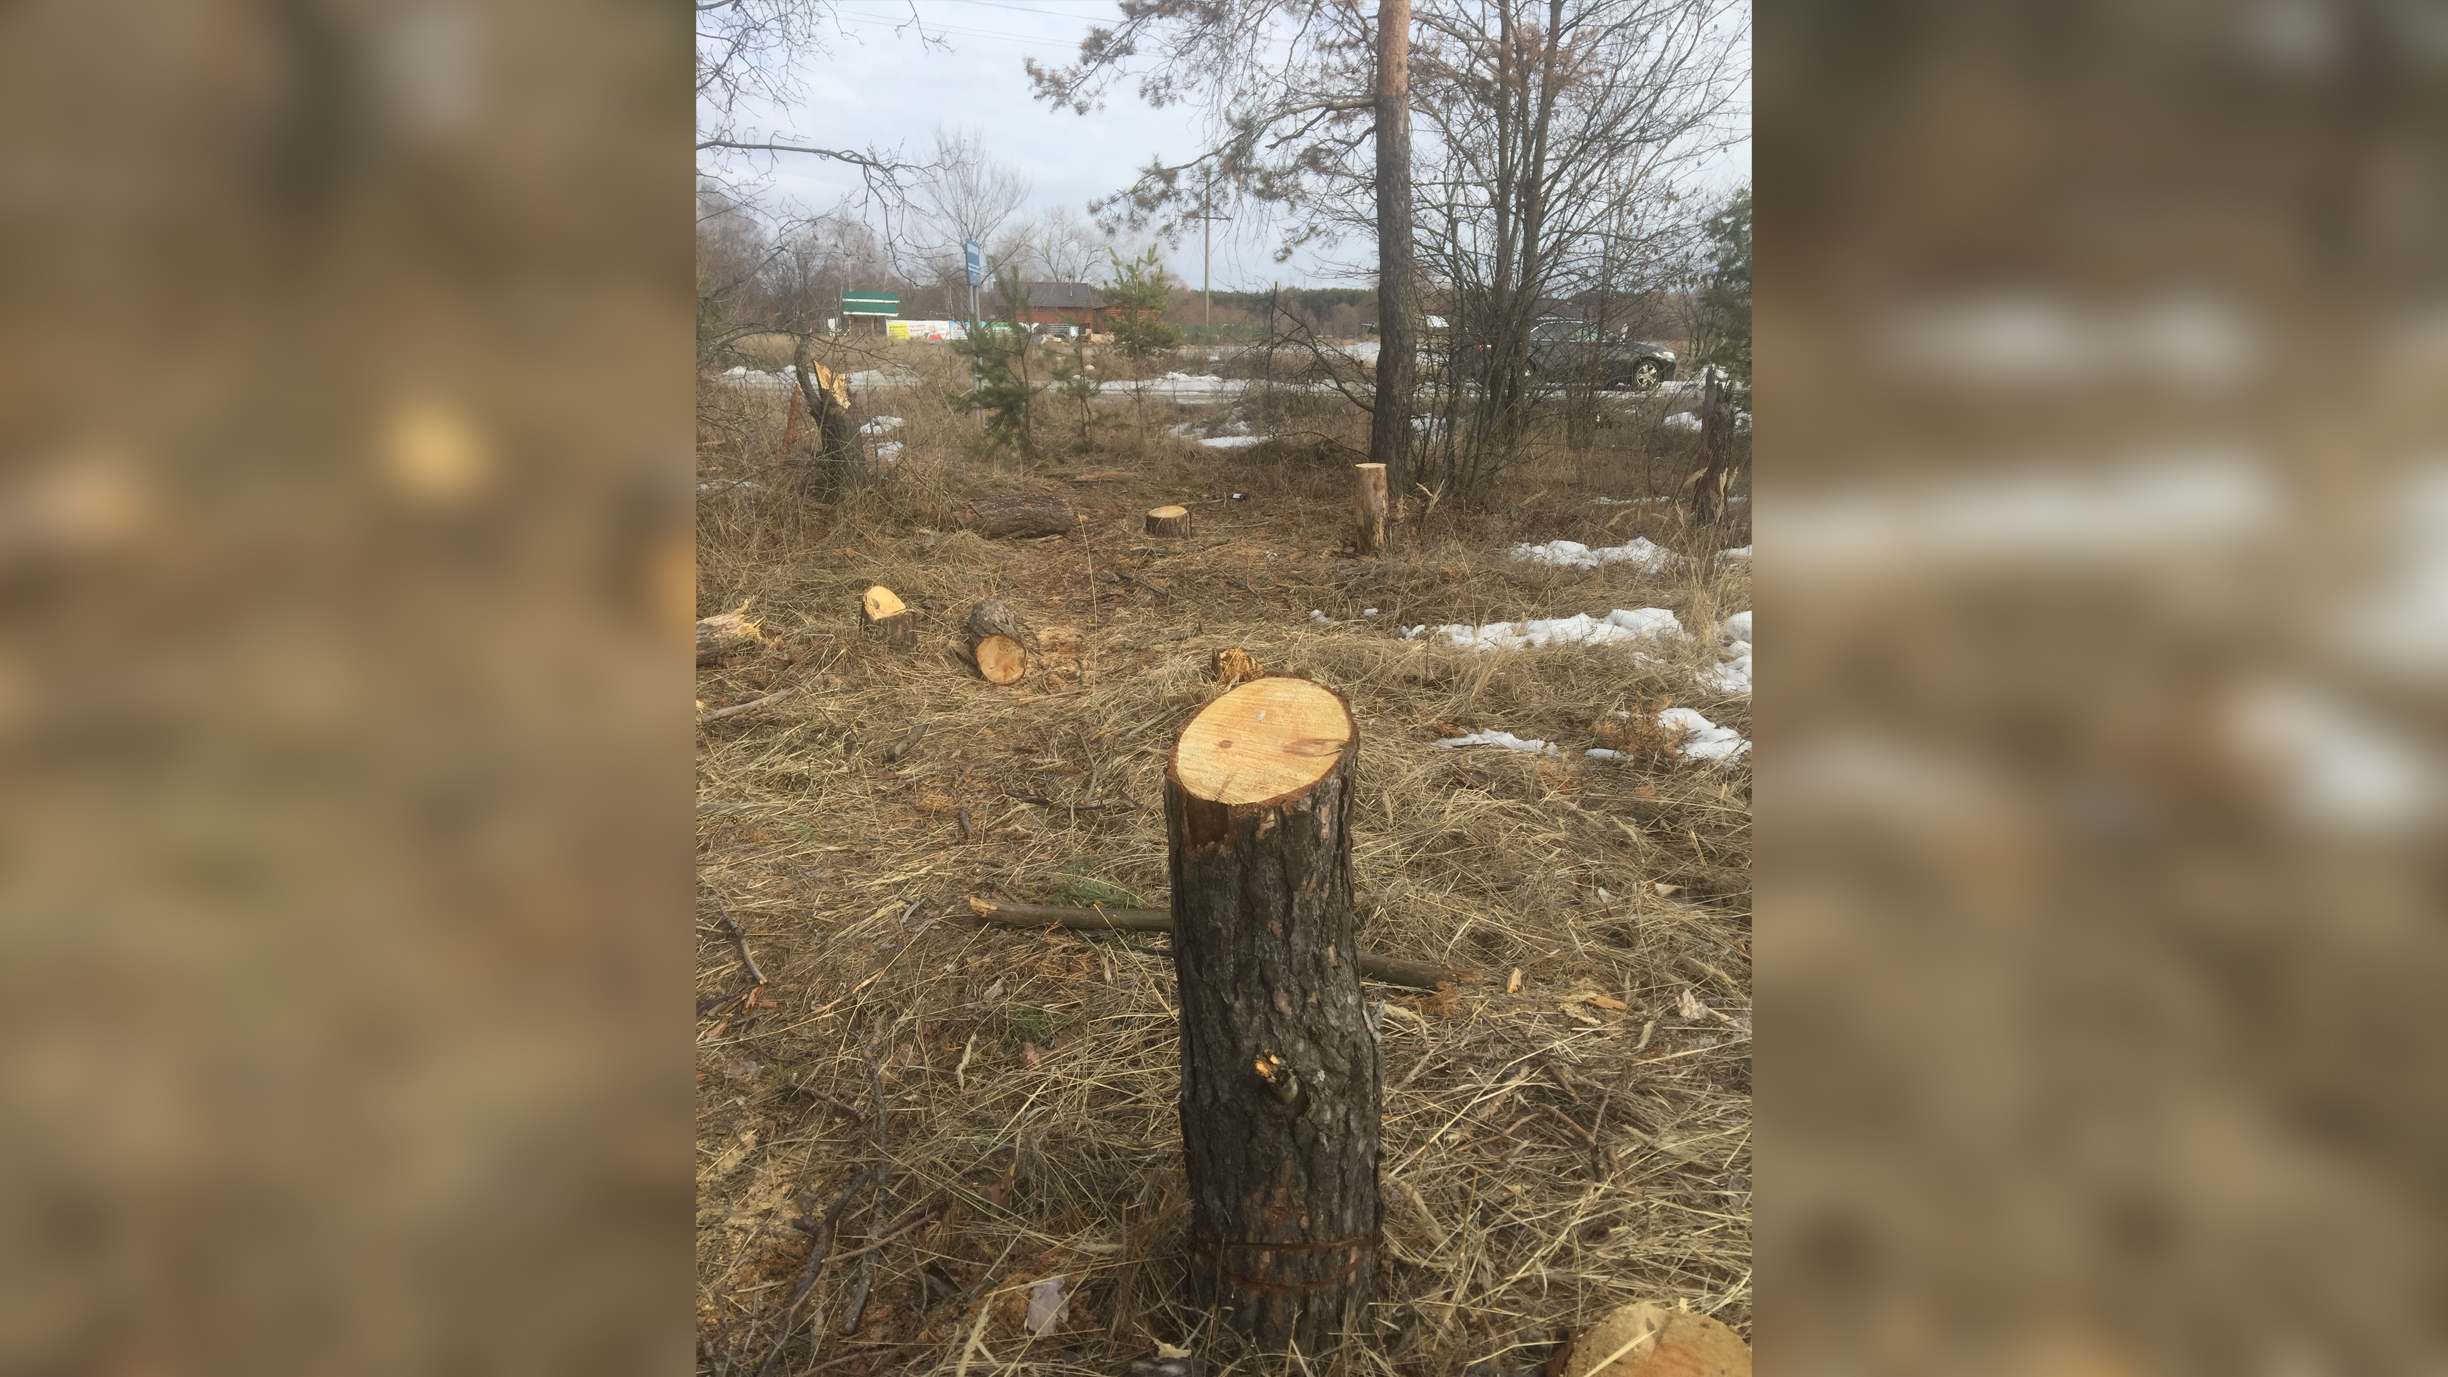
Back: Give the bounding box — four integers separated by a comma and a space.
1527, 319, 1676, 388
1460, 320, 1676, 389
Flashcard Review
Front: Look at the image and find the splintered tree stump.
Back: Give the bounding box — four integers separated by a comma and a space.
1146, 504, 1195, 537
696, 608, 770, 665
860, 585, 917, 651
1353, 463, 1389, 556
1165, 676, 1379, 1354
966, 599, 1031, 685
1211, 647, 1262, 686
966, 491, 1079, 539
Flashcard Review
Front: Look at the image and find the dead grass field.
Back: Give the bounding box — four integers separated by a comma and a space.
695, 350, 1750, 1376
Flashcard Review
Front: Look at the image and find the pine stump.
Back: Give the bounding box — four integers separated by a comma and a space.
965, 599, 1031, 685
861, 585, 917, 651
1353, 463, 1388, 556
966, 491, 1079, 539
1146, 504, 1195, 537
1165, 676, 1379, 1354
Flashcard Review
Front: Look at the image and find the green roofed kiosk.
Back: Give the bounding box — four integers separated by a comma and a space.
842, 291, 898, 336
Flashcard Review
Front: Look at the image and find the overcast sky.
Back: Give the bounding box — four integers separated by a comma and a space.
700, 0, 1748, 290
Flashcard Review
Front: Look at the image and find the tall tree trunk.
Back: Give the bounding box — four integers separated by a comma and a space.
1369, 0, 1416, 511
1166, 678, 1381, 1356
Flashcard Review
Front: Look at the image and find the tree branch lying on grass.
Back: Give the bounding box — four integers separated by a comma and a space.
962, 897, 1451, 990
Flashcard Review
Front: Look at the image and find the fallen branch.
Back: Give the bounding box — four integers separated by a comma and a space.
961, 897, 1451, 990
701, 683, 802, 724
714, 910, 767, 987
755, 1166, 878, 1377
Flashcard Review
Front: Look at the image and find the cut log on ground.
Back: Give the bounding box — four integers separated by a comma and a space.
1145, 504, 1194, 537
965, 491, 1079, 539
1164, 676, 1380, 1352
697, 607, 770, 665
1354, 462, 1389, 556
860, 585, 917, 651
962, 897, 1448, 990
965, 599, 1031, 685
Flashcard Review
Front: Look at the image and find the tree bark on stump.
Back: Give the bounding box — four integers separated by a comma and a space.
1689, 366, 1735, 524
965, 599, 1031, 684
861, 585, 917, 651
789, 334, 863, 496
1369, 0, 1416, 502
1164, 676, 1380, 1355
1353, 463, 1389, 556
966, 491, 1078, 539
1146, 504, 1195, 537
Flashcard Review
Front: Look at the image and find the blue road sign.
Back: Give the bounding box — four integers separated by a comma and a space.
965, 239, 985, 287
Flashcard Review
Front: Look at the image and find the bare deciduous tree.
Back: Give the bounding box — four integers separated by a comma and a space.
917, 126, 1032, 270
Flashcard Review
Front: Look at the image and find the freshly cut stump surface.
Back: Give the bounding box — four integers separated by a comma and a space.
860, 584, 916, 651
1165, 676, 1379, 1354
966, 599, 1030, 685
1146, 504, 1195, 537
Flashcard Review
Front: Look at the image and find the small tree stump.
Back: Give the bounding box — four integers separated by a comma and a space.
966, 599, 1031, 685
966, 491, 1079, 539
861, 585, 917, 651
1353, 463, 1388, 556
1165, 676, 1379, 1354
1146, 504, 1195, 537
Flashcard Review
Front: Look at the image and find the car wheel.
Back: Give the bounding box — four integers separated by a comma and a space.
1632, 360, 1663, 389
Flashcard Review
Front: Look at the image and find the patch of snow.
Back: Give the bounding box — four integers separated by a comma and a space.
1591, 496, 1669, 506
1721, 610, 1751, 643
859, 415, 903, 435
1308, 609, 1331, 625
1201, 435, 1266, 448
1717, 545, 1752, 563
871, 441, 903, 464
1361, 608, 1378, 617
2227, 681, 2438, 833
1659, 707, 1750, 765
1509, 537, 1681, 572
1433, 730, 1560, 756
1663, 412, 1702, 432
848, 369, 920, 390
1406, 607, 1686, 652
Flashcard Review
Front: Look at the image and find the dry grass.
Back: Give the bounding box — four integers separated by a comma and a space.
695, 358, 1750, 1376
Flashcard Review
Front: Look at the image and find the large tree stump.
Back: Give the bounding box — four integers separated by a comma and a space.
966, 491, 1079, 539
1353, 463, 1388, 556
861, 585, 916, 651
1164, 676, 1380, 1354
1146, 504, 1195, 537
965, 599, 1031, 685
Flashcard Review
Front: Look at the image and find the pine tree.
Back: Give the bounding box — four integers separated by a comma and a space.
1103, 246, 1181, 359
950, 267, 1040, 468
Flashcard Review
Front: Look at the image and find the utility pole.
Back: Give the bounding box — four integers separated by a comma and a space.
1184, 165, 1230, 335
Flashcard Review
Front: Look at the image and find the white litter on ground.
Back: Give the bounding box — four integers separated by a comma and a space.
1509, 537, 1681, 572
1660, 707, 1750, 765
859, 416, 902, 435
1402, 607, 1684, 651
1361, 608, 1378, 617
1025, 1277, 1070, 1336
1433, 730, 1561, 756
1307, 609, 1332, 625
871, 441, 903, 464
1591, 496, 1670, 506
1585, 748, 1628, 761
